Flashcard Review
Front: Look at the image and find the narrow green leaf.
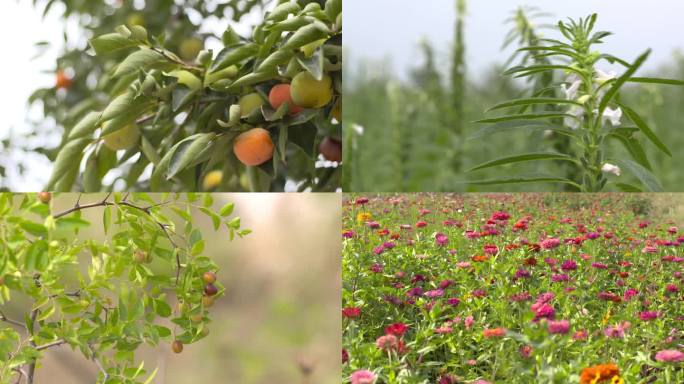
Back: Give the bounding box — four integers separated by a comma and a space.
467, 176, 582, 189
166, 133, 217, 179
599, 49, 651, 114
487, 98, 582, 112
613, 159, 663, 192
617, 103, 671, 157
627, 77, 684, 86
467, 153, 577, 172
474, 113, 576, 124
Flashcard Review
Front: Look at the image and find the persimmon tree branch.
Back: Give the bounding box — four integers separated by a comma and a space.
52, 195, 184, 283
0, 311, 24, 328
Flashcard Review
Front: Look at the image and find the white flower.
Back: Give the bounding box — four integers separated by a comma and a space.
601, 163, 621, 176
561, 79, 582, 100
564, 106, 584, 130
601, 107, 622, 126
351, 123, 365, 135
595, 69, 617, 84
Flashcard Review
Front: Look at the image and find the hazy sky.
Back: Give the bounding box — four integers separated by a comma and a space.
346, 0, 684, 79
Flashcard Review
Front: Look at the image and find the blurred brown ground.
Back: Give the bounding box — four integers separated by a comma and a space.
2, 193, 341, 384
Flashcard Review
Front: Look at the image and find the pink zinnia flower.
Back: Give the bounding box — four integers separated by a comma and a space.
639, 311, 659, 321
351, 369, 376, 384
464, 315, 474, 329
547, 319, 570, 334
435, 233, 449, 247
424, 289, 445, 298
375, 334, 399, 351
604, 321, 630, 338
655, 349, 684, 362
541, 238, 561, 249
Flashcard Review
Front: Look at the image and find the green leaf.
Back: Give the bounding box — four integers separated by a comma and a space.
617, 103, 672, 157
474, 113, 576, 124
89, 33, 137, 55
67, 112, 101, 140
613, 159, 663, 192
154, 300, 171, 318
165, 70, 202, 91
504, 64, 584, 77
166, 133, 217, 179
267, 2, 301, 22
297, 48, 325, 81
46, 138, 91, 191
468, 122, 575, 141
210, 43, 260, 72
486, 98, 582, 112
467, 176, 582, 189
219, 202, 234, 217
103, 206, 111, 235
627, 77, 684, 86
114, 47, 166, 78
199, 207, 221, 231
599, 49, 651, 114
281, 21, 330, 51
467, 153, 577, 172
606, 130, 652, 171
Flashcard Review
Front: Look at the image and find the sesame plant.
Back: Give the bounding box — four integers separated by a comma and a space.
24, 0, 341, 192
469, 14, 684, 192
342, 193, 684, 383
0, 192, 249, 383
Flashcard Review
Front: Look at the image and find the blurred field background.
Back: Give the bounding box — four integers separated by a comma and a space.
344, 0, 684, 192
0, 193, 341, 384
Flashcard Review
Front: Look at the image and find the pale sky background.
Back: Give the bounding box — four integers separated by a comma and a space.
346, 0, 684, 80
0, 1, 269, 191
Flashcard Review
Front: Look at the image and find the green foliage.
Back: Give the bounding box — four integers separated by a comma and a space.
470, 14, 683, 192
0, 193, 249, 383
19, 0, 342, 192
344, 8, 684, 192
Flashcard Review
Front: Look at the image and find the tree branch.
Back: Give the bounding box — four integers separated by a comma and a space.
26, 309, 38, 384
51, 196, 184, 284
0, 310, 24, 328
35, 339, 66, 351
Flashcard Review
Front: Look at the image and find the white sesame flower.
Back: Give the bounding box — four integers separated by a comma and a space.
601, 107, 622, 126
595, 69, 617, 84
561, 79, 582, 100
351, 123, 365, 135
601, 163, 621, 176
564, 106, 584, 130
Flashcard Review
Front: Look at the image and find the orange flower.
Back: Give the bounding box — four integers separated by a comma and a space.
580, 363, 620, 384
471, 255, 490, 262
482, 327, 506, 338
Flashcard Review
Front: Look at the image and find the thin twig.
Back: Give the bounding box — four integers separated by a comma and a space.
90, 345, 109, 383
0, 311, 24, 328
26, 309, 38, 384
35, 339, 66, 351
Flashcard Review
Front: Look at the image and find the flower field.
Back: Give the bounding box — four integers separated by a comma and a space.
342, 194, 684, 383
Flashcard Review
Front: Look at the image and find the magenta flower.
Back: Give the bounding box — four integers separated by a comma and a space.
547, 319, 570, 334
435, 233, 449, 247
541, 238, 561, 249
424, 289, 445, 298
639, 311, 659, 321
604, 321, 630, 338
351, 369, 376, 384
655, 349, 684, 362
561, 260, 577, 271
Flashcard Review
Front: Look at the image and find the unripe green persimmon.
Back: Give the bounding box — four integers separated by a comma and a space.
238, 93, 265, 118
290, 72, 333, 109
179, 38, 203, 61
102, 124, 140, 151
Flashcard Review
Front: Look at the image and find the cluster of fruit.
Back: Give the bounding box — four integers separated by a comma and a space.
172, 271, 219, 354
